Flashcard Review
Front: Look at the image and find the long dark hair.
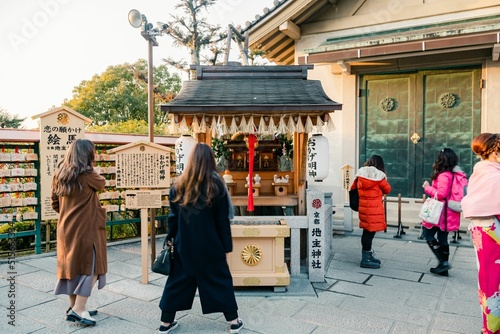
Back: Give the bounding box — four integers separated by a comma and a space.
471, 133, 500, 159
172, 142, 223, 208
364, 155, 386, 173
430, 148, 458, 180
51, 139, 96, 196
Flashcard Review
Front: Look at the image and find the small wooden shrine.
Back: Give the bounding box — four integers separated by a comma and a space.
160, 64, 341, 215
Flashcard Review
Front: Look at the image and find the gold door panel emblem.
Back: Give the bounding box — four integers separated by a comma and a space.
410, 133, 421, 144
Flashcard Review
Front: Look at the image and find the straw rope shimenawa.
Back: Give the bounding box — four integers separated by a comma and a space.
231, 131, 259, 149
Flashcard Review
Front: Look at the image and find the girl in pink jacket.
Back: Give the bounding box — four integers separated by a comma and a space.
422, 148, 466, 276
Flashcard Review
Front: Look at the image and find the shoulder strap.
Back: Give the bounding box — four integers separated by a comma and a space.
447, 172, 455, 201
443, 173, 454, 231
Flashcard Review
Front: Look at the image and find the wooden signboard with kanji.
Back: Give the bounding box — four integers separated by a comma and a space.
108, 141, 171, 189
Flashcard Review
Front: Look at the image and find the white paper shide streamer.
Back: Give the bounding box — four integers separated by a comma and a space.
170, 114, 335, 134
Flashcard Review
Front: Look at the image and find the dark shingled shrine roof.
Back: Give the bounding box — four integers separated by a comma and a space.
160, 65, 341, 115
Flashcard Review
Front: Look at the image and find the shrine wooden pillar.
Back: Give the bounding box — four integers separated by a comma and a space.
293, 132, 308, 215
195, 132, 208, 144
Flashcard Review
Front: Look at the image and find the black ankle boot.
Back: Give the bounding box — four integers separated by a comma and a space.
368, 249, 381, 264
427, 241, 450, 275
360, 250, 380, 269
430, 262, 450, 275
431, 245, 450, 276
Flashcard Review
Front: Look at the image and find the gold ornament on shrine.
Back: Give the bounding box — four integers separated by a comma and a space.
241, 244, 263, 266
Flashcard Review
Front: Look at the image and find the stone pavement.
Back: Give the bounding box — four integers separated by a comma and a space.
1, 226, 481, 334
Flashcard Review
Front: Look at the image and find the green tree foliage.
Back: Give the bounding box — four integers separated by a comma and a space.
87, 119, 167, 135
0, 107, 25, 128
63, 59, 181, 126
163, 0, 227, 78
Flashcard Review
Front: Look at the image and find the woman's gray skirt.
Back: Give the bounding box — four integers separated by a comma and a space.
54, 249, 106, 297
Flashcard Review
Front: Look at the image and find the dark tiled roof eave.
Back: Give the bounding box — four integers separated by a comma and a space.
160, 79, 341, 113
161, 104, 341, 113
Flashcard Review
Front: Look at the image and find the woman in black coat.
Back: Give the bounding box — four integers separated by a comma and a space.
158, 143, 243, 334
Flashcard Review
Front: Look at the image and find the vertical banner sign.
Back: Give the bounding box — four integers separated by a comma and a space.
341, 164, 353, 203
34, 108, 88, 220
307, 189, 326, 282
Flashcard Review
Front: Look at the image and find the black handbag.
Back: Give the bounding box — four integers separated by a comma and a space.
349, 188, 359, 212
152, 238, 173, 276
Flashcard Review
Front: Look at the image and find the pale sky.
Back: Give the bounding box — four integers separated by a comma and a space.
0, 0, 275, 129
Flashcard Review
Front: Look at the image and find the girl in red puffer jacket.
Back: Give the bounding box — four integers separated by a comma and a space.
350, 155, 391, 269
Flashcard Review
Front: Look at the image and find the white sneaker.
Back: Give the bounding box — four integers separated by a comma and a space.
230, 319, 243, 333
158, 321, 178, 333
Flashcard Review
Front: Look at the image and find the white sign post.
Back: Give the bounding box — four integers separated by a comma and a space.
307, 189, 326, 282
108, 141, 172, 284
126, 189, 162, 284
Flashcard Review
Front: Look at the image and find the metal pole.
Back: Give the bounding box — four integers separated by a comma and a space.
147, 38, 157, 266
147, 39, 154, 143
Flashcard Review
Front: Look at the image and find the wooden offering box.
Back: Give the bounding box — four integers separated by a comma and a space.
228, 219, 290, 288
225, 182, 236, 196
245, 183, 261, 196
272, 182, 289, 196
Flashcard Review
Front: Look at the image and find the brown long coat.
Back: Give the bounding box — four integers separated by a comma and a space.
51, 170, 107, 280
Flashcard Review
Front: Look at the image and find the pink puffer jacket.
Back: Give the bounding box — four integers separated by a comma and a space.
422, 169, 463, 231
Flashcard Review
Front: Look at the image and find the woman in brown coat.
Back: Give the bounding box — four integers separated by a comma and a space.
350, 155, 391, 269
51, 139, 107, 326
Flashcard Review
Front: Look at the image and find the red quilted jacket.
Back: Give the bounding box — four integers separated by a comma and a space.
350, 166, 392, 232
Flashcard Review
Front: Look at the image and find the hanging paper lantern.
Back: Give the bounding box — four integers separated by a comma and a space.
175, 135, 197, 175
307, 134, 329, 182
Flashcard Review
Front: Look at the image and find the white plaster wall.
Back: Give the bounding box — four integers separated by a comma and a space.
483, 60, 500, 133
304, 65, 358, 209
